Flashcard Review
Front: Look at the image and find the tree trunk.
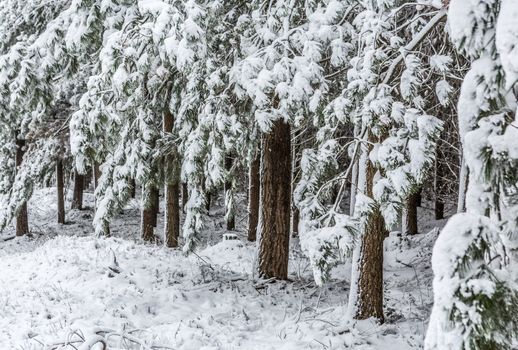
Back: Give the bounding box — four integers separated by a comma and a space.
71, 170, 84, 210
93, 162, 101, 190
247, 151, 260, 242
258, 119, 291, 280
225, 155, 235, 231
150, 186, 159, 228
57, 160, 65, 224
141, 185, 155, 242
205, 191, 211, 213
416, 187, 422, 207
182, 182, 188, 213
163, 105, 180, 248
129, 178, 136, 198
434, 155, 445, 220
15, 137, 29, 236
349, 135, 385, 323
405, 191, 419, 235
457, 156, 468, 213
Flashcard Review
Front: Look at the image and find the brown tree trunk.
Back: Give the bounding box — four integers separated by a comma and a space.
93, 162, 101, 190
15, 137, 29, 236
57, 160, 65, 224
225, 155, 235, 231
71, 170, 84, 210
129, 178, 136, 198
434, 155, 445, 220
141, 185, 155, 242
291, 207, 300, 238
150, 186, 159, 228
416, 187, 422, 207
350, 135, 386, 323
247, 151, 260, 242
258, 119, 291, 280
405, 191, 419, 235
163, 105, 180, 248
182, 182, 188, 213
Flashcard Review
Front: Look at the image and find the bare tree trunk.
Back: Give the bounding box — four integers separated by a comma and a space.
57, 160, 65, 224
129, 178, 136, 198
258, 119, 291, 280
163, 105, 180, 248
93, 162, 101, 190
71, 170, 84, 210
15, 137, 29, 236
349, 134, 385, 323
225, 155, 235, 231
291, 132, 300, 238
247, 151, 260, 242
182, 182, 188, 213
141, 185, 155, 242
150, 186, 159, 228
457, 156, 468, 213
404, 192, 419, 235
434, 156, 445, 220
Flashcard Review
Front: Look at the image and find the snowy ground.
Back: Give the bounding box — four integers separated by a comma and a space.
0, 187, 446, 349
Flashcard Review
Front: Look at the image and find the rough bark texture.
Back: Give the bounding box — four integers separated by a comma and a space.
405, 192, 419, 235
225, 155, 235, 231
57, 160, 65, 224
163, 106, 180, 248
258, 119, 291, 280
354, 136, 386, 322
71, 170, 84, 210
141, 186, 155, 242
15, 137, 29, 236
247, 152, 260, 242
129, 178, 136, 198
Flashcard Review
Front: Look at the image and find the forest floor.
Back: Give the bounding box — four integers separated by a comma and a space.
0, 187, 448, 349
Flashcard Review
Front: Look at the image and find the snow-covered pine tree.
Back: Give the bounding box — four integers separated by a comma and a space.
296, 0, 446, 321
426, 0, 518, 348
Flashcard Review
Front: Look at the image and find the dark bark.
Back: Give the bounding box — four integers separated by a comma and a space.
15, 137, 29, 236
163, 105, 180, 248
291, 207, 300, 238
141, 186, 156, 242
416, 187, 422, 207
247, 151, 260, 242
434, 154, 445, 220
129, 178, 136, 198
71, 170, 84, 210
150, 186, 159, 228
93, 162, 101, 190
258, 119, 291, 280
225, 155, 235, 231
57, 160, 65, 224
405, 191, 419, 235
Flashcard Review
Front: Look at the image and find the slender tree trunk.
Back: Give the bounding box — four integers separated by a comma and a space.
182, 182, 188, 213
457, 156, 468, 213
416, 187, 422, 207
258, 119, 291, 280
57, 160, 65, 224
163, 105, 180, 248
15, 137, 29, 236
225, 155, 235, 231
434, 155, 445, 220
150, 186, 159, 228
205, 191, 211, 213
350, 125, 360, 216
291, 131, 301, 238
404, 192, 419, 235
93, 162, 101, 190
71, 170, 84, 210
141, 185, 155, 242
349, 134, 385, 322
247, 151, 260, 242
129, 178, 136, 198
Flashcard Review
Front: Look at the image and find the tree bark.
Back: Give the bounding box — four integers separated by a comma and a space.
150, 186, 159, 228
182, 182, 188, 213
163, 105, 180, 248
93, 162, 101, 190
15, 137, 29, 236
71, 170, 84, 210
57, 160, 65, 224
258, 119, 291, 280
434, 155, 445, 220
349, 134, 385, 323
247, 151, 260, 242
129, 178, 136, 198
141, 185, 155, 242
225, 155, 235, 231
405, 191, 419, 235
